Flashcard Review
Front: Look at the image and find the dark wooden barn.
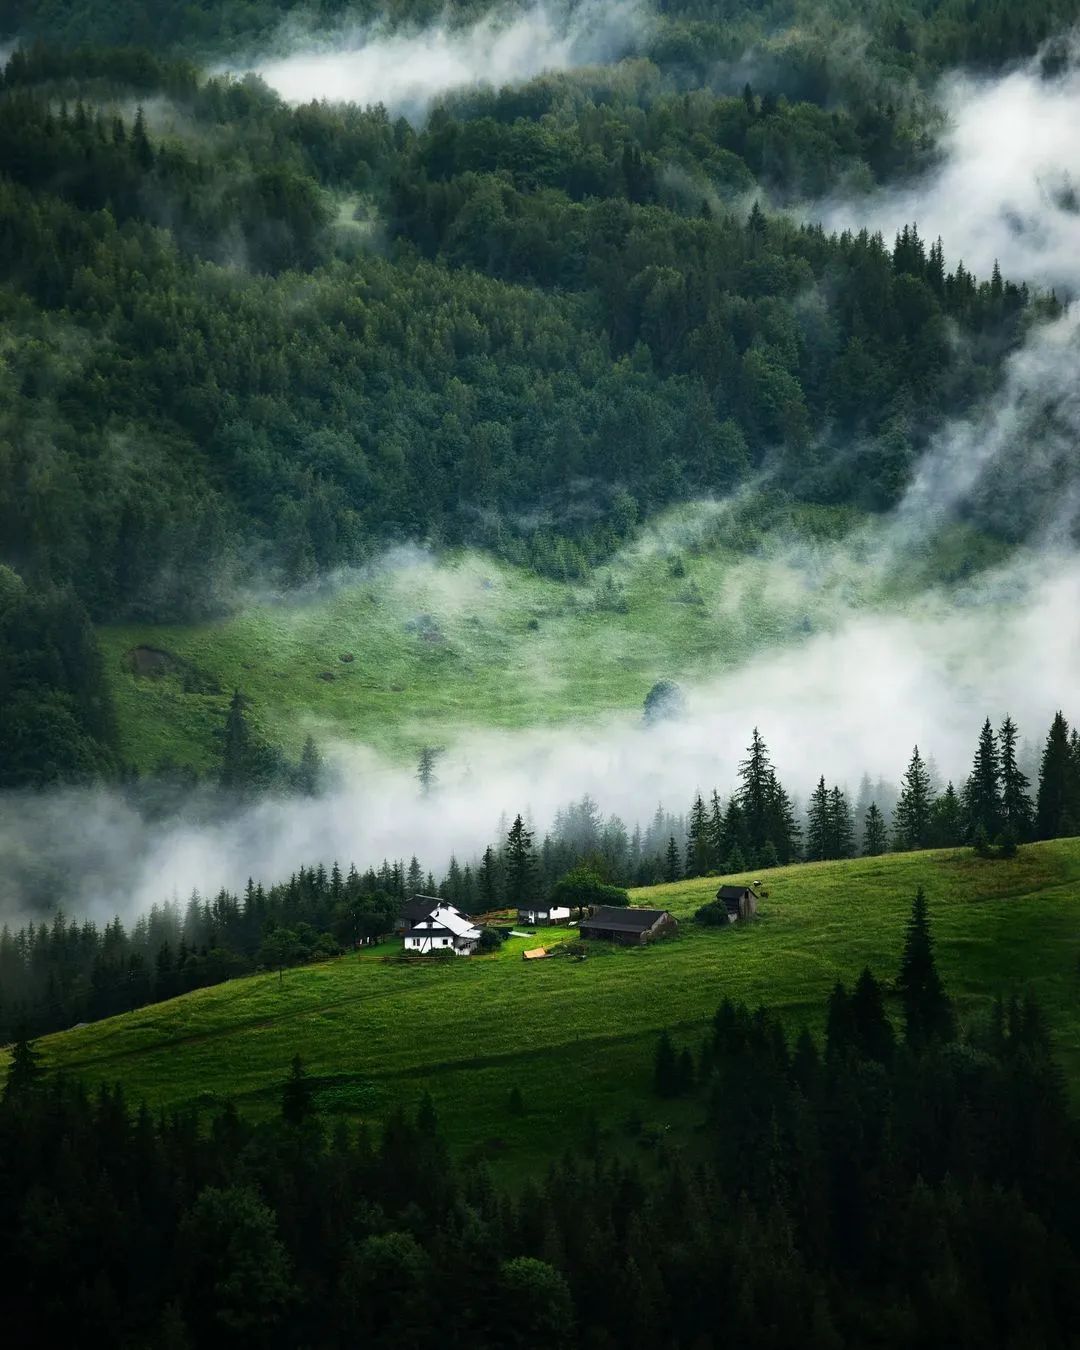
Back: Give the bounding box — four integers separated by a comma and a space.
578, 906, 678, 946
715, 885, 759, 922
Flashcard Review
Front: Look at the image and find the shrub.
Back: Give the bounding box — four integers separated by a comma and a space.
694, 899, 731, 926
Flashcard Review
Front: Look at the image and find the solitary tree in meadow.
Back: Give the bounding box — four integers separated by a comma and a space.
896, 888, 954, 1049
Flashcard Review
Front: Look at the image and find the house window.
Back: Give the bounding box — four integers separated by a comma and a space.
442, 939, 448, 946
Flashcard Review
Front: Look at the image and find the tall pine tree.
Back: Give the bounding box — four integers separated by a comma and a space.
998, 715, 1033, 841
505, 816, 536, 907
1036, 712, 1078, 840
961, 717, 1002, 843
893, 746, 934, 851
896, 888, 954, 1049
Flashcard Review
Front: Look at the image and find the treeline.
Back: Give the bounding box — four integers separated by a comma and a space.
4, 897, 1080, 1348
8, 0, 1080, 77
5, 707, 1080, 1041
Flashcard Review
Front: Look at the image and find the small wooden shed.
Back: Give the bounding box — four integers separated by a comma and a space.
715, 885, 759, 922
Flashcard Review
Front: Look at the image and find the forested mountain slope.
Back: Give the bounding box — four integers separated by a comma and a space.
0, 0, 1074, 785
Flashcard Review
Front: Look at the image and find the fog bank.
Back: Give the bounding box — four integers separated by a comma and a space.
1, 542, 1075, 928
244, 1, 648, 118
818, 48, 1080, 294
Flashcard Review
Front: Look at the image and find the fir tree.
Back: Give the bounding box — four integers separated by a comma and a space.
929, 781, 963, 847
417, 746, 440, 797
684, 794, 711, 877
806, 776, 830, 861
850, 968, 894, 1064
862, 803, 887, 856
219, 690, 252, 791
505, 815, 536, 907
664, 836, 682, 883
477, 846, 500, 911
294, 735, 323, 797
738, 728, 773, 857
1036, 712, 1078, 840
961, 717, 1002, 842
3, 1031, 42, 1100
763, 768, 800, 864
281, 1054, 314, 1126
829, 785, 854, 859
999, 715, 1033, 840
893, 746, 935, 850
896, 889, 954, 1049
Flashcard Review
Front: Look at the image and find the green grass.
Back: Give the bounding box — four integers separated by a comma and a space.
21, 842, 1080, 1175
97, 502, 916, 771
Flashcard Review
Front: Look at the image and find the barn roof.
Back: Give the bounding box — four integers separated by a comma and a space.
580, 906, 672, 932
717, 885, 758, 901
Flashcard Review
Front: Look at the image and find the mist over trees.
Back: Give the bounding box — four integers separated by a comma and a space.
2, 709, 1074, 1041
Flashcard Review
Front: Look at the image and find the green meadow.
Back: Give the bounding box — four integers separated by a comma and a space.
96, 502, 1007, 772
26, 841, 1080, 1175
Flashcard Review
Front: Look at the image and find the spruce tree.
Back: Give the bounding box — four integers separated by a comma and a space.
294, 735, 323, 797
961, 717, 1002, 843
707, 791, 724, 871
1036, 712, 1078, 840
805, 777, 830, 861
829, 786, 854, 859
281, 1054, 314, 1126
417, 746, 440, 797
999, 715, 1033, 840
764, 769, 800, 864
477, 846, 500, 910
664, 836, 682, 883
505, 815, 536, 907
896, 889, 954, 1049
220, 690, 252, 791
862, 803, 887, 856
684, 794, 710, 877
738, 728, 772, 857
3, 1031, 42, 1100
929, 781, 963, 847
850, 968, 894, 1064
893, 746, 934, 850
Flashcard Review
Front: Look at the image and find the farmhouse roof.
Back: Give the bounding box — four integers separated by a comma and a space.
402, 895, 470, 922
580, 906, 671, 932
411, 906, 481, 939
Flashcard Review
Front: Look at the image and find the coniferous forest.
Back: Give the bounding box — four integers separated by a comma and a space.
3, 4, 1080, 1345
4, 899, 1080, 1349
2, 0, 1079, 786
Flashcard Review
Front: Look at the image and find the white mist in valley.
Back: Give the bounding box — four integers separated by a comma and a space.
242, 0, 648, 117
1, 541, 1075, 928
818, 46, 1080, 294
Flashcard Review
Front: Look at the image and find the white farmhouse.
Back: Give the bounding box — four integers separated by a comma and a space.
402, 904, 482, 956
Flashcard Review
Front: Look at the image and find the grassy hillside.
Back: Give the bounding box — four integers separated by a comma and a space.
96, 504, 1002, 771
23, 841, 1080, 1174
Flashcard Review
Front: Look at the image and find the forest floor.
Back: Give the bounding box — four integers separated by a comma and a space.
96, 502, 1008, 771
23, 840, 1080, 1178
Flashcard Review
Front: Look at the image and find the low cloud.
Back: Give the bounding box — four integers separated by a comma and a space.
1, 541, 1074, 928
817, 47, 1080, 294
242, 0, 649, 118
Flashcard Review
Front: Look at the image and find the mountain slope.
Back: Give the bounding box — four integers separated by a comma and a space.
23, 840, 1080, 1172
